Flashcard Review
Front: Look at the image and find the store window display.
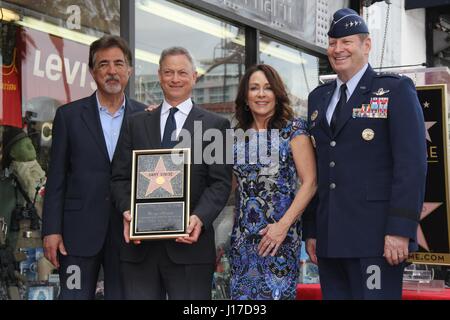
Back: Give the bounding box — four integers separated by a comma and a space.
1, 1, 120, 300
2, 126, 46, 220
0, 125, 55, 300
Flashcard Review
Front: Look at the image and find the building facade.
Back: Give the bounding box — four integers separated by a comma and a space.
0, 0, 437, 300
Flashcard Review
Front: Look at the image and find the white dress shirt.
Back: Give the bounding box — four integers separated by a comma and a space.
160, 98, 193, 141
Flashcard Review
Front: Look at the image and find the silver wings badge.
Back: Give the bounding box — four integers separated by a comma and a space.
373, 88, 390, 96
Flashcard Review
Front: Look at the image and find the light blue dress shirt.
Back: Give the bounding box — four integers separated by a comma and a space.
326, 63, 369, 124
96, 93, 126, 161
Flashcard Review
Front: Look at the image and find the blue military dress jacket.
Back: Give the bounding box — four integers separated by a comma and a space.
304, 65, 427, 258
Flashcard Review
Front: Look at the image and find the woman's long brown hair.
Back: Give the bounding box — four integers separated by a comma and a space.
234, 64, 294, 130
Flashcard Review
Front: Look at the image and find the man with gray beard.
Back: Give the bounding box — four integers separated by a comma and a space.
42, 36, 146, 299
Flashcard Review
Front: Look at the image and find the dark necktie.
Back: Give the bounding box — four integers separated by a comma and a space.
162, 107, 179, 148
330, 83, 347, 133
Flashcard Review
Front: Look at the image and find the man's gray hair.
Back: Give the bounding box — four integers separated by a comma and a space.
159, 46, 196, 71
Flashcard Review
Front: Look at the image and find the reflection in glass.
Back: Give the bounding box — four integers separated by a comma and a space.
1, 1, 120, 174
135, 0, 245, 118
3, 0, 120, 36
260, 35, 319, 119
1, 2, 121, 301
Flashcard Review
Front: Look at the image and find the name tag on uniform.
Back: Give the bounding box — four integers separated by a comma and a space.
353, 97, 389, 119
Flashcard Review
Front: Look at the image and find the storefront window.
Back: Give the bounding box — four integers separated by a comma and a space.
202, 0, 349, 49
4, 0, 120, 36
0, 0, 119, 300
1, 0, 119, 167
260, 34, 320, 119
135, 0, 245, 119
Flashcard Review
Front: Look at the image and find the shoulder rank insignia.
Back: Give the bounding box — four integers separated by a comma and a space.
373, 88, 390, 96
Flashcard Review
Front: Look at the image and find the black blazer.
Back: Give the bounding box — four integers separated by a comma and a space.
111, 104, 232, 264
42, 93, 146, 257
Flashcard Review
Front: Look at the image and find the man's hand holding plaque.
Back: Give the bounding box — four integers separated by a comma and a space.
123, 210, 203, 245
123, 211, 141, 245
175, 215, 203, 245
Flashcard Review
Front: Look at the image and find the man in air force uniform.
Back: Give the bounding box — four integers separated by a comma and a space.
303, 8, 427, 299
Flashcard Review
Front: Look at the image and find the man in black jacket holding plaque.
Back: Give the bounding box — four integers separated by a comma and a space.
111, 47, 232, 300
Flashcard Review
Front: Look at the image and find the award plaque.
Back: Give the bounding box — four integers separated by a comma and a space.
408, 85, 450, 265
130, 148, 190, 240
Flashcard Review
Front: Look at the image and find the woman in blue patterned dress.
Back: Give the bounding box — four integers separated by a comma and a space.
230, 64, 317, 300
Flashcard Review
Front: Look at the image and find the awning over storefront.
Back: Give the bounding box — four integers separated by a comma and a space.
405, 0, 450, 10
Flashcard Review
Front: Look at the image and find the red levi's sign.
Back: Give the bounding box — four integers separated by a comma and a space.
20, 27, 97, 107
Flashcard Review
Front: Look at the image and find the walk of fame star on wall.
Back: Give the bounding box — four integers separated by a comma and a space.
418, 202, 442, 251
425, 122, 437, 143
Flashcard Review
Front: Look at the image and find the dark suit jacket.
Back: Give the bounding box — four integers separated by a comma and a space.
304, 65, 427, 258
111, 103, 232, 265
42, 93, 146, 257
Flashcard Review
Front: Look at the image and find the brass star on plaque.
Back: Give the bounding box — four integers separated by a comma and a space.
140, 157, 181, 196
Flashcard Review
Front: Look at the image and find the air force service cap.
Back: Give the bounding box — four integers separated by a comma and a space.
328, 8, 369, 38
